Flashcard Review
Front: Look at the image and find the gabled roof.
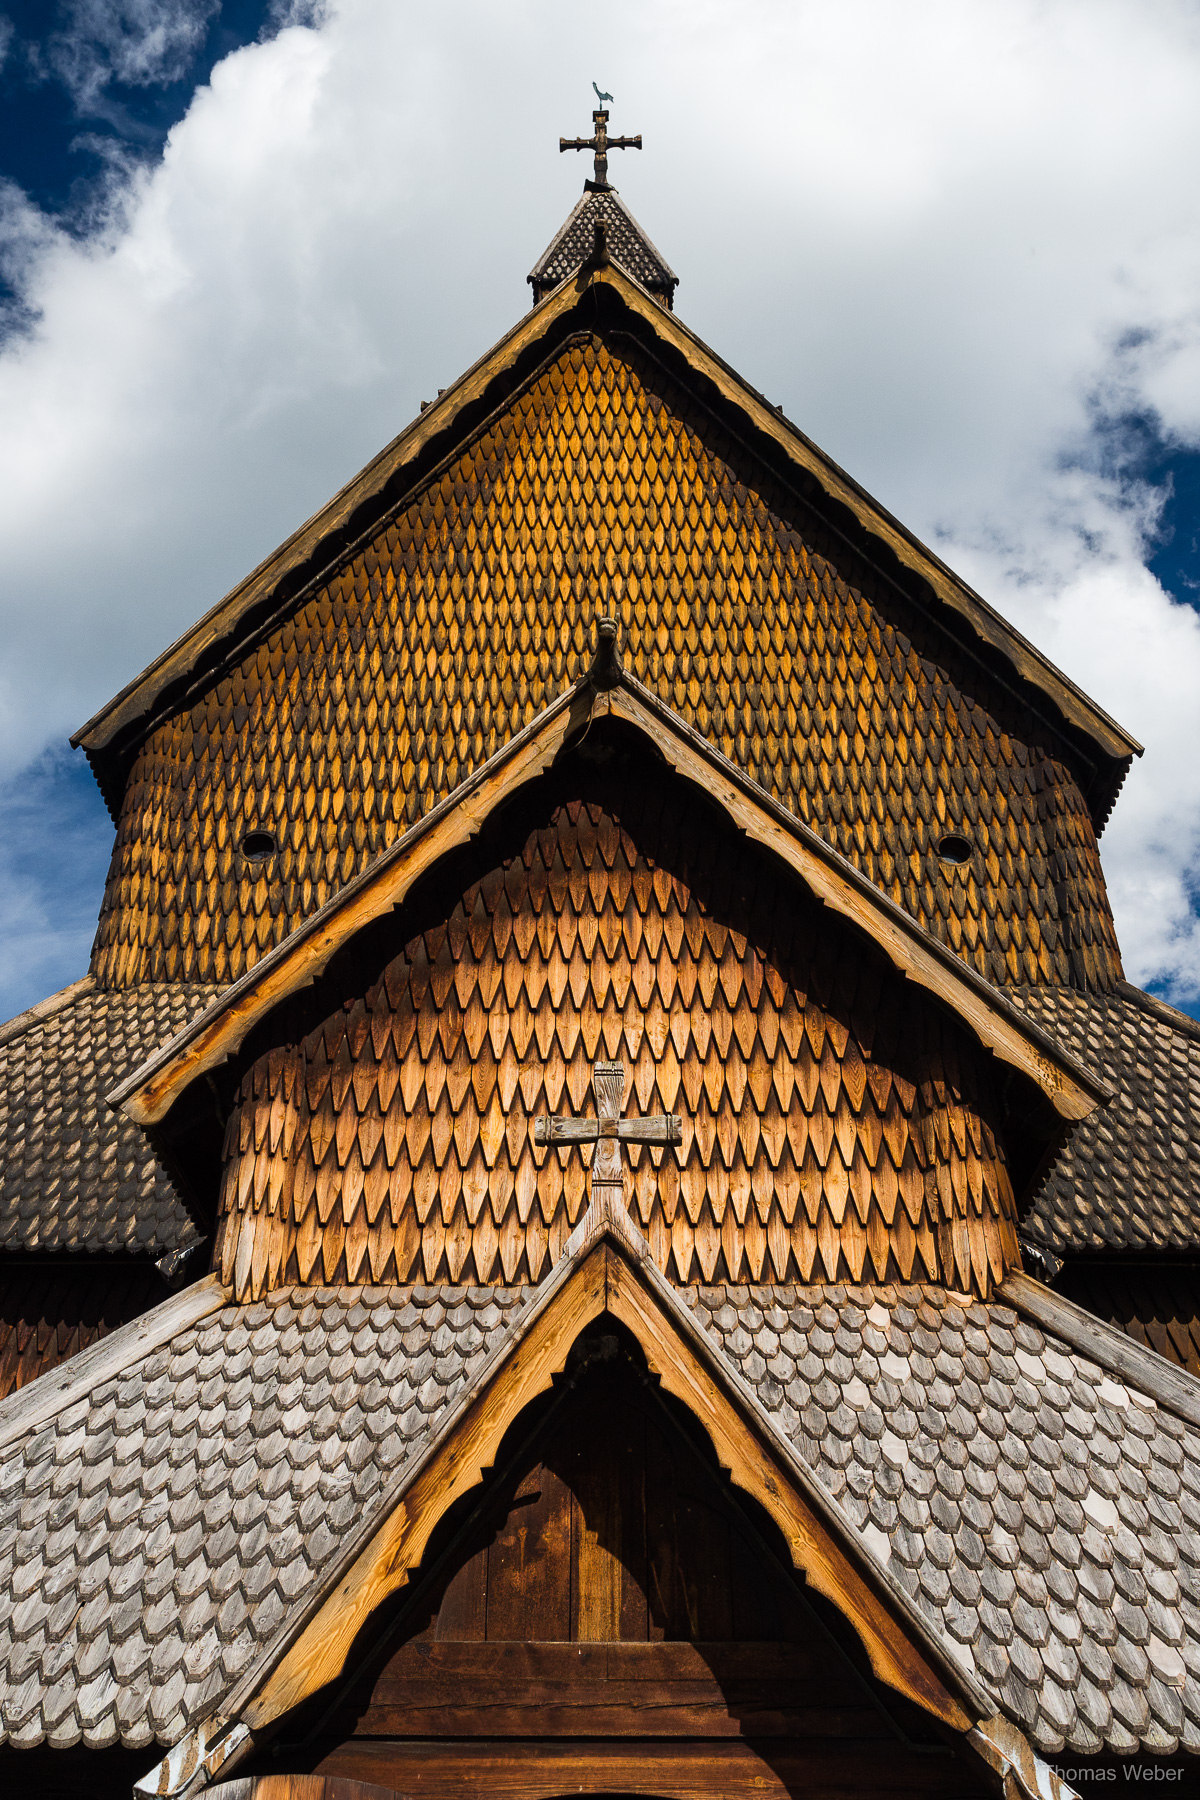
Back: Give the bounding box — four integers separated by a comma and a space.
0, 978, 217, 1257
528, 187, 677, 304
71, 262, 1140, 827
5, 1187, 1194, 1788
109, 660, 1109, 1137
1013, 981, 1200, 1255
3, 1174, 1198, 1779
213, 1199, 990, 1754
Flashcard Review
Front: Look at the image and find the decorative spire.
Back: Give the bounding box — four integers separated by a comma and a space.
559, 92, 641, 193
529, 91, 676, 311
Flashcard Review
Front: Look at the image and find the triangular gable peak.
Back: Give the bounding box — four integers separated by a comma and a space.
128, 1205, 1079, 1800
78, 264, 1133, 996
114, 670, 1107, 1302
528, 188, 678, 306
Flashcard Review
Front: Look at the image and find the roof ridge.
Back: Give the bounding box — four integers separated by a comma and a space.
1115, 977, 1200, 1044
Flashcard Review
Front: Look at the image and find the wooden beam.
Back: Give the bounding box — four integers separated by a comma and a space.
315, 1734, 991, 1799
603, 684, 1102, 1122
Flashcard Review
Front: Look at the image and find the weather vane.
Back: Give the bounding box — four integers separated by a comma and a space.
560, 85, 641, 193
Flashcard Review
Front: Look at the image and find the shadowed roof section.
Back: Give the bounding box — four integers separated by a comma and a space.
107, 664, 1109, 1138
1013, 982, 1200, 1253
70, 264, 1140, 829
0, 978, 218, 1256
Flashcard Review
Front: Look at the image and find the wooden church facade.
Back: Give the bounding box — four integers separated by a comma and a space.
2, 111, 1200, 1800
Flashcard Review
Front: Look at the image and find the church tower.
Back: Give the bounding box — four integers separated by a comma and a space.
1, 98, 1198, 1800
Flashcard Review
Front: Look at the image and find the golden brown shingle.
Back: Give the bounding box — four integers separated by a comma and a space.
91, 337, 1121, 995
212, 769, 1023, 1301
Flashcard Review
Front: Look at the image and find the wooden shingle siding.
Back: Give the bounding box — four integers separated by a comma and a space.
212, 768, 1022, 1301
89, 337, 1120, 995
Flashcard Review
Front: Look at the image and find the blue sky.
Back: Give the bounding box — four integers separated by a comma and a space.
0, 0, 284, 1010
1, 0, 1199, 1022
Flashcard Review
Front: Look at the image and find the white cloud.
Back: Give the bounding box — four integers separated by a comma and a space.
49, 1, 221, 109
1, 0, 1200, 1009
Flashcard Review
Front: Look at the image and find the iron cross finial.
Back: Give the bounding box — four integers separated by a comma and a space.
534, 1060, 680, 1200
560, 99, 641, 193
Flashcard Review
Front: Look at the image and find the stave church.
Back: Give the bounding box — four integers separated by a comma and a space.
2, 100, 1199, 1800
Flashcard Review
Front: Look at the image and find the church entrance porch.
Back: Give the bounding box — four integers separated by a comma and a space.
233, 1323, 991, 1800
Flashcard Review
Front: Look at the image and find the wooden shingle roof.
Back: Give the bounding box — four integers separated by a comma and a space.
0, 979, 216, 1257
528, 188, 678, 304
3, 1229, 1199, 1768
1015, 983, 1200, 1254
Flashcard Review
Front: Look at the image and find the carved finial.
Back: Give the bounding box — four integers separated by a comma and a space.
588, 616, 621, 690
560, 98, 642, 193
588, 218, 610, 269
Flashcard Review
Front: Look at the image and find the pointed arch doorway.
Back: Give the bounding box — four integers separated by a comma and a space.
224, 1322, 991, 1800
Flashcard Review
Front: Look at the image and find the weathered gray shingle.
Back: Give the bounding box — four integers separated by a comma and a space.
4, 1267, 1198, 1768
688, 1281, 1200, 1761
528, 190, 677, 301
0, 979, 218, 1256
0, 1283, 527, 1751
1012, 985, 1200, 1253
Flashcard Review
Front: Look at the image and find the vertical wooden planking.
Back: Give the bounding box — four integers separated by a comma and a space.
569, 1412, 621, 1643
484, 1462, 573, 1641
730, 1520, 787, 1642
433, 1541, 487, 1642
644, 1405, 685, 1640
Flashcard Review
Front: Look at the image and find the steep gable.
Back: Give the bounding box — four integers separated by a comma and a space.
205, 745, 1029, 1301
114, 677, 1105, 1305
89, 323, 1123, 996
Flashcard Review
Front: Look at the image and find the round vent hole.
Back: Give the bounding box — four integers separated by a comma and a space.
937, 833, 972, 866
240, 830, 277, 860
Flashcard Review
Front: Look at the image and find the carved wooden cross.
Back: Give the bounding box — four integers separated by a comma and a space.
559, 109, 642, 193
535, 1060, 681, 1197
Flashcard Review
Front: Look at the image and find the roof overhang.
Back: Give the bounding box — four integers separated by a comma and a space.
110, 660, 1110, 1144
73, 261, 1140, 829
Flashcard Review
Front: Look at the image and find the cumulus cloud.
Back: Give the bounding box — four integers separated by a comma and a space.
1, 0, 1199, 1012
